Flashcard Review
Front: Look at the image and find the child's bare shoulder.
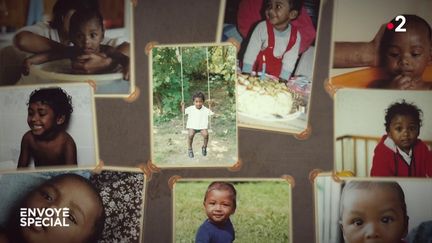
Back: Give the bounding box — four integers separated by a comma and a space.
59, 131, 76, 146
21, 130, 36, 145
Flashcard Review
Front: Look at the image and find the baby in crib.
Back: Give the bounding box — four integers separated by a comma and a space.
23, 9, 129, 79
370, 100, 432, 177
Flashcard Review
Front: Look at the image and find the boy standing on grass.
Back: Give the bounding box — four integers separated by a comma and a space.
196, 182, 236, 243
181, 91, 214, 158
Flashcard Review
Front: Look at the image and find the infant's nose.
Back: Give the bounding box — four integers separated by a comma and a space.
364, 223, 380, 239
399, 55, 411, 66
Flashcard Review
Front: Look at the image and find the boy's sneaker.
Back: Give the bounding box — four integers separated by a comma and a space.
202, 147, 207, 156
188, 149, 194, 158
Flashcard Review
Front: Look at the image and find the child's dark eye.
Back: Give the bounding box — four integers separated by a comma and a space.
91, 33, 98, 38
408, 126, 418, 132
388, 52, 400, 58
381, 216, 394, 224
352, 219, 363, 226
40, 190, 53, 201
68, 214, 77, 225
411, 52, 421, 57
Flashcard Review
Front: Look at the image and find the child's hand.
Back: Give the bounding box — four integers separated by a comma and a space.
22, 57, 33, 76
72, 53, 112, 74
180, 101, 185, 112
372, 24, 386, 66
22, 53, 48, 75
390, 75, 414, 90
278, 78, 288, 84
121, 62, 130, 80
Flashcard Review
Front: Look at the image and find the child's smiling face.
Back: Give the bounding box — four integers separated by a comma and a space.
20, 175, 103, 243
265, 0, 298, 31
193, 97, 204, 109
72, 18, 104, 54
384, 25, 432, 83
204, 189, 235, 225
387, 115, 419, 153
27, 102, 64, 137
340, 186, 407, 243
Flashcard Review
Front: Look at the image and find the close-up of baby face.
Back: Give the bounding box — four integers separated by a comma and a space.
72, 18, 104, 55
340, 186, 407, 243
204, 189, 235, 225
19, 175, 103, 243
384, 24, 432, 82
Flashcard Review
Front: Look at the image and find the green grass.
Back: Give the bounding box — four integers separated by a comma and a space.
174, 181, 291, 243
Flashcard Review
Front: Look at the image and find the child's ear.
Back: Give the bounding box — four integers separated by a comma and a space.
289, 10, 299, 20
429, 45, 432, 62
339, 220, 347, 240
56, 115, 66, 125
403, 215, 409, 238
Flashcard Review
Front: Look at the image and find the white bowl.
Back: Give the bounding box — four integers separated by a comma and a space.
29, 59, 123, 83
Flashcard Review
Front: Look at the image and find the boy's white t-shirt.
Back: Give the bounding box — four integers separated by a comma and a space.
185, 105, 214, 130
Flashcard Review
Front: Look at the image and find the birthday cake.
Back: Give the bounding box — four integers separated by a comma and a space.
237, 73, 297, 119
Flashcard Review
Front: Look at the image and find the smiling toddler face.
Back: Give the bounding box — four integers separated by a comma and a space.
204, 189, 235, 225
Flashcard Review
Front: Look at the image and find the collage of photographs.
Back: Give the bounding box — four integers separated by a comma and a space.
0, 0, 431, 242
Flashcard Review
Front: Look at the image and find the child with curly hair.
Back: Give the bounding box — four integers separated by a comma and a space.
371, 100, 432, 177
18, 87, 76, 167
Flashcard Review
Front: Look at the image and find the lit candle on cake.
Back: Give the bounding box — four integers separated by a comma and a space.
260, 55, 266, 80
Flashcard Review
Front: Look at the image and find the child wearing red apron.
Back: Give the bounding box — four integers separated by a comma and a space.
242, 0, 301, 81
